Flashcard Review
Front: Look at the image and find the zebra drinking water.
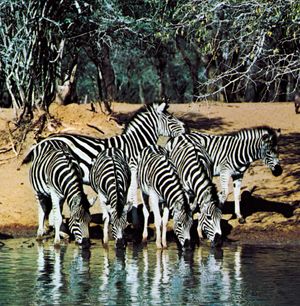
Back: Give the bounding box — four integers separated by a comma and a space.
90, 148, 131, 249
137, 144, 193, 250
183, 126, 282, 223
165, 135, 223, 247
28, 147, 92, 247
22, 101, 186, 228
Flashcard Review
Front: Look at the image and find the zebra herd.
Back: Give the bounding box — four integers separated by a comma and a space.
23, 101, 282, 250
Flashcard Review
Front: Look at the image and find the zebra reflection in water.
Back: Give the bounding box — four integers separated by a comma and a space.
36, 244, 65, 304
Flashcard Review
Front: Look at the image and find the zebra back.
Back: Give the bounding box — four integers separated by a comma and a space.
23, 101, 185, 184
90, 147, 131, 217
165, 135, 219, 210
138, 144, 190, 215
30, 147, 83, 204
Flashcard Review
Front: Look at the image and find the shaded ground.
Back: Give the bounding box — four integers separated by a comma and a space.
0, 102, 299, 245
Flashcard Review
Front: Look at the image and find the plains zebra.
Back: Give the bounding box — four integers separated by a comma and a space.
90, 148, 131, 249
184, 126, 282, 223
137, 144, 193, 250
165, 135, 222, 247
23, 101, 185, 226
29, 147, 92, 247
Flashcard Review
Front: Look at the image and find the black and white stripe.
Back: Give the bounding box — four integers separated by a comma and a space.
29, 147, 92, 246
23, 102, 185, 184
137, 144, 193, 250
165, 135, 222, 247
90, 148, 131, 249
184, 126, 282, 223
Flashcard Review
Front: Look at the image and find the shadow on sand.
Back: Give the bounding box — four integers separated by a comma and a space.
221, 189, 298, 220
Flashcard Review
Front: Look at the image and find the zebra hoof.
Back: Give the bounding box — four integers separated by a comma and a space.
238, 217, 245, 224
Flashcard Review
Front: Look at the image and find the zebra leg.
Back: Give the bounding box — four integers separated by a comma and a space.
128, 166, 141, 230
141, 193, 150, 244
162, 207, 169, 249
99, 193, 110, 247
50, 192, 63, 246
219, 169, 231, 206
36, 194, 52, 239
149, 190, 162, 249
232, 175, 245, 223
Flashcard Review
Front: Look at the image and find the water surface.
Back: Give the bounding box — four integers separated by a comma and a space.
0, 239, 299, 305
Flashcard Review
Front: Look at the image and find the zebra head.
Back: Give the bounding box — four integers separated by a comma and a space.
111, 205, 129, 249
260, 129, 282, 177
198, 188, 223, 248
172, 200, 193, 250
69, 195, 92, 248
152, 101, 186, 137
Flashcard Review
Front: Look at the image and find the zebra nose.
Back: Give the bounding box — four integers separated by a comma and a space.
272, 164, 282, 177
116, 238, 127, 249
182, 239, 192, 251
80, 238, 91, 249
211, 233, 223, 248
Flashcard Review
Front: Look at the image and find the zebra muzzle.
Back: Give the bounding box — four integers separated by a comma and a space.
211, 233, 223, 248
272, 164, 282, 177
79, 238, 91, 249
182, 239, 192, 251
116, 238, 127, 249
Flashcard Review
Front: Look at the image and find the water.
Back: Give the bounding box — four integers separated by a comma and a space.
0, 239, 299, 306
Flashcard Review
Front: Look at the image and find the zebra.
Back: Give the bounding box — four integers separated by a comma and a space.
22, 101, 186, 227
28, 147, 92, 247
90, 148, 131, 249
165, 135, 223, 247
183, 126, 282, 223
137, 144, 193, 250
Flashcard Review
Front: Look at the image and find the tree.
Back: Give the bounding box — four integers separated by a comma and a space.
171, 0, 300, 102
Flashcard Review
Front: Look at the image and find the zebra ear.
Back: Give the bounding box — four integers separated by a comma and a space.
172, 201, 181, 216
261, 133, 271, 142
155, 101, 167, 113
275, 128, 281, 138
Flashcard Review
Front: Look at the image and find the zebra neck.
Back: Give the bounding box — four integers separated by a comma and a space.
122, 125, 159, 154
240, 137, 262, 163
197, 180, 218, 207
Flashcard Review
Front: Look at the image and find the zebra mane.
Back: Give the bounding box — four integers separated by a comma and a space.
229, 126, 279, 141
123, 102, 168, 133
203, 182, 220, 208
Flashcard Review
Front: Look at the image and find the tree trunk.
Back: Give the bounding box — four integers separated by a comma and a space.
55, 56, 78, 105
99, 43, 116, 104
176, 36, 200, 101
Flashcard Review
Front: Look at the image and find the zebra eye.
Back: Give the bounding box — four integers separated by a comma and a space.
207, 215, 212, 221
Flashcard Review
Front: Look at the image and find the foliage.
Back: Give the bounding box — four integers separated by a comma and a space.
0, 0, 300, 120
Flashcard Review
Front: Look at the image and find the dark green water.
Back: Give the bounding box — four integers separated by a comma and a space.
0, 239, 299, 305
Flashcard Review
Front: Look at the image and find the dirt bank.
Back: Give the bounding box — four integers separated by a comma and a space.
0, 102, 299, 245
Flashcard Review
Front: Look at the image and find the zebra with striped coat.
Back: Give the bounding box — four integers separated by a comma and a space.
137, 144, 193, 250
23, 101, 186, 227
165, 135, 223, 247
184, 126, 282, 223
90, 148, 131, 249
28, 147, 92, 247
